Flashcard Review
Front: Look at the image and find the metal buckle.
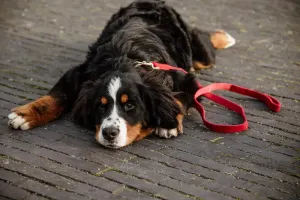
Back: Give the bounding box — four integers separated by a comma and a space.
134, 61, 157, 69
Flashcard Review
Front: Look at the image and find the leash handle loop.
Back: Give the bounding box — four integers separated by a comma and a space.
151, 62, 281, 133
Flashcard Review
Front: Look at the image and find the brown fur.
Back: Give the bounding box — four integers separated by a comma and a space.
175, 98, 184, 134
12, 95, 63, 128
121, 94, 128, 103
126, 123, 154, 144
100, 97, 108, 105
210, 30, 230, 49
193, 61, 212, 70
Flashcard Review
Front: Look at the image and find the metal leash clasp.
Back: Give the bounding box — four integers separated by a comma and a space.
134, 61, 157, 69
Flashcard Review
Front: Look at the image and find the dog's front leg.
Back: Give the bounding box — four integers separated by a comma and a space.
154, 99, 184, 139
8, 62, 89, 130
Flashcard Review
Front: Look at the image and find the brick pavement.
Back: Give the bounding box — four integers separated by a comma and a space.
0, 0, 299, 199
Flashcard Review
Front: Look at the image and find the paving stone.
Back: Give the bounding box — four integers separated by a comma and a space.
0, 180, 29, 200
0, 168, 90, 200
103, 170, 189, 200
0, 158, 116, 200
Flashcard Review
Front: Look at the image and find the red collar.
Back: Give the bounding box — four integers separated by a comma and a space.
151, 61, 281, 133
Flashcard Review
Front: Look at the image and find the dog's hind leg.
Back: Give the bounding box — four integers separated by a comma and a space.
189, 28, 236, 71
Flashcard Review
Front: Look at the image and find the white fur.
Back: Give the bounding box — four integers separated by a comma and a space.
8, 112, 30, 130
96, 77, 127, 148
224, 32, 236, 48
155, 128, 178, 138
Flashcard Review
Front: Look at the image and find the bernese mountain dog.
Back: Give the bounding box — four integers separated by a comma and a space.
7, 0, 235, 148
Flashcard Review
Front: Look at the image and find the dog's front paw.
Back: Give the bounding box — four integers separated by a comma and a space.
7, 96, 63, 130
154, 128, 179, 138
8, 111, 31, 130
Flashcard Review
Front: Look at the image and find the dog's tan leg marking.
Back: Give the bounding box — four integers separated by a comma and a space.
193, 61, 212, 70
8, 95, 63, 130
210, 30, 236, 49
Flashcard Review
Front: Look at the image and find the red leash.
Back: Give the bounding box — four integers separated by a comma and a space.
151, 62, 281, 133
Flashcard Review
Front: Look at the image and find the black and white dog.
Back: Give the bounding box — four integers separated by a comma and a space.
8, 0, 235, 148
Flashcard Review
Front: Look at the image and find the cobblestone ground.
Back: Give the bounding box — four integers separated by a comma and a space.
0, 0, 299, 199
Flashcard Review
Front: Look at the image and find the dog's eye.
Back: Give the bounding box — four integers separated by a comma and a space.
99, 104, 106, 113
124, 102, 135, 111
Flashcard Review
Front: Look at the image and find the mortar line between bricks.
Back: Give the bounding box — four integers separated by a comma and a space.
3, 122, 297, 190
175, 135, 274, 160
201, 69, 300, 87
198, 74, 300, 93
0, 71, 54, 86
185, 123, 297, 152
0, 98, 23, 106
176, 132, 297, 163
134, 143, 298, 187
201, 64, 300, 82
101, 171, 194, 200
21, 127, 142, 165
156, 165, 265, 199
0, 194, 14, 200
157, 180, 239, 200
0, 61, 61, 80
0, 136, 163, 184
0, 178, 57, 200
0, 82, 46, 96
1, 133, 296, 197
0, 135, 118, 171
13, 121, 296, 190
176, 129, 299, 164
4, 31, 87, 54
8, 130, 227, 185
0, 135, 179, 189
1, 126, 297, 193
0, 155, 124, 195
0, 168, 90, 200
246, 135, 300, 157
1, 76, 49, 91
1, 137, 229, 200
104, 178, 166, 200
0, 61, 50, 72
0, 179, 53, 200
122, 147, 289, 195
0, 64, 64, 81
40, 118, 297, 165
151, 146, 299, 186
120, 148, 218, 180
196, 126, 300, 151
0, 90, 35, 101
0, 143, 125, 190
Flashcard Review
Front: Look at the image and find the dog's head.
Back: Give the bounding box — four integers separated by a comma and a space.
72, 59, 182, 148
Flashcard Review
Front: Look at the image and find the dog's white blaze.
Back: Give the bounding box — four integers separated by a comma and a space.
96, 77, 127, 148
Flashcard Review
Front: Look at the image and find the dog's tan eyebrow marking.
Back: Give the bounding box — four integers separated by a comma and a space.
100, 97, 108, 105
121, 94, 128, 103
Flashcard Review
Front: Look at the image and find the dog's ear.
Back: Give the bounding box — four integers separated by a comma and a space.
72, 81, 96, 129
138, 81, 181, 129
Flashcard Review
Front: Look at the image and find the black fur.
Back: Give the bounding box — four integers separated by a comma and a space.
49, 0, 216, 131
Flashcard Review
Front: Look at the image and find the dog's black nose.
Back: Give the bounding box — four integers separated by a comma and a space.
102, 127, 120, 141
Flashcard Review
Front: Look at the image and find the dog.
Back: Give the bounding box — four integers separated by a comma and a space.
7, 0, 235, 148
